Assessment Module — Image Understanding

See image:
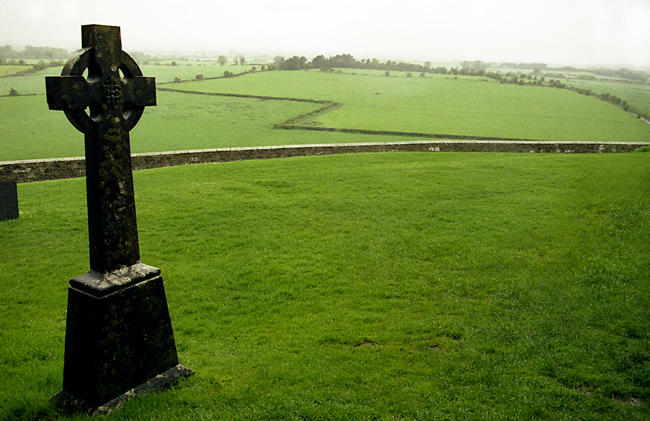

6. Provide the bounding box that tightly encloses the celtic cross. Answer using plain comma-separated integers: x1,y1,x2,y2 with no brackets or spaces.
46,25,156,273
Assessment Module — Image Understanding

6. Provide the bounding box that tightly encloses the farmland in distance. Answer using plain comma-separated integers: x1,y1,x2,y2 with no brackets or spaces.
0,64,649,161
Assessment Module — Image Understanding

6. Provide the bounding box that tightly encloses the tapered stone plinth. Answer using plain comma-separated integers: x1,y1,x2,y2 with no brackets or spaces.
51,264,193,414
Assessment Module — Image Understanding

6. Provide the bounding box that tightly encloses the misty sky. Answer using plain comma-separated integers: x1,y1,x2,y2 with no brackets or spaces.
1,0,649,68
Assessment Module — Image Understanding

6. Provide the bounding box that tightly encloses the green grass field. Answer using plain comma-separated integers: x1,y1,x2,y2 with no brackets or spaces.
1,66,649,161
0,66,33,78
1,152,649,420
175,70,650,142
565,79,650,118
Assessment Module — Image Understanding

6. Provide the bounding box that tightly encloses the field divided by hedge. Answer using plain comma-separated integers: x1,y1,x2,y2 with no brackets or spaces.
172,70,650,142
1,67,649,161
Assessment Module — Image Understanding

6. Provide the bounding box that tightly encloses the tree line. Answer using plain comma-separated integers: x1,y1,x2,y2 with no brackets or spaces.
270,54,451,74
266,54,648,121
0,45,69,61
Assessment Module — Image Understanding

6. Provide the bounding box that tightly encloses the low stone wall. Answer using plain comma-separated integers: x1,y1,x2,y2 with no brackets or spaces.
1,140,647,183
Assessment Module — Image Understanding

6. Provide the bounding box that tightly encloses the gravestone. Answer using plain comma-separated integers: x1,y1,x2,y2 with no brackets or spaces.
46,25,192,414
0,181,19,221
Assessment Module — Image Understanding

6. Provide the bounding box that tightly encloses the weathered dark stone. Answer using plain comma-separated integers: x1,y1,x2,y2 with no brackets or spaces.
62,273,180,407
0,181,19,221
52,365,193,415
46,24,155,273
46,24,190,413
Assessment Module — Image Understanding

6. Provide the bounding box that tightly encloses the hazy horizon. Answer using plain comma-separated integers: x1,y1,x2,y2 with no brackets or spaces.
2,0,650,69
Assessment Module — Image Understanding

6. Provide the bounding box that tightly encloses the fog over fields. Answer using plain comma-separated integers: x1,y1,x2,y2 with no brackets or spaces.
1,0,649,68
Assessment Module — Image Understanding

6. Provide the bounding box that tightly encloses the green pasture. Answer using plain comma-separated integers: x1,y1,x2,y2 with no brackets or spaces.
0,66,33,78
142,64,256,84
1,67,649,161
0,67,61,95
1,152,649,420
0,90,410,161
565,79,650,118
167,70,650,142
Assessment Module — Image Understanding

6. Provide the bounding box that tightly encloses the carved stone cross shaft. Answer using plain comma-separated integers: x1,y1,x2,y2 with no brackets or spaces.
46,25,191,413
46,25,156,273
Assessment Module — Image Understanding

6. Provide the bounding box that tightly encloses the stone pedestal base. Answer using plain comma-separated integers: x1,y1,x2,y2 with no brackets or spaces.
52,263,192,413
52,364,193,415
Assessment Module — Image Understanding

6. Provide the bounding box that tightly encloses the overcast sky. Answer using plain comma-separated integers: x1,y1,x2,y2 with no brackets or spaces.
2,0,649,68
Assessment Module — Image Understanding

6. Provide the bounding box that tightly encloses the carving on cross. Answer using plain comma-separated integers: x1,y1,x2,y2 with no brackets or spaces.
46,25,156,133
46,25,156,274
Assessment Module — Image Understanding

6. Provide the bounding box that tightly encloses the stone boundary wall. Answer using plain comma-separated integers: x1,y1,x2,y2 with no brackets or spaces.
1,140,647,183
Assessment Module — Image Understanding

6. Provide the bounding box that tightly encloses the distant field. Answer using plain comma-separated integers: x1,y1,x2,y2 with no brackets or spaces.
0,66,33,78
0,66,649,161
565,79,650,118
142,64,256,84
174,70,650,142
0,88,413,161
0,66,60,95
0,68,413,161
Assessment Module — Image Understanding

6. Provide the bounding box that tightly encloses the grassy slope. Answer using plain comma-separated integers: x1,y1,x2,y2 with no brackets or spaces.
167,71,650,142
0,66,33,78
565,79,650,117
1,152,649,420
2,68,649,161
0,69,416,161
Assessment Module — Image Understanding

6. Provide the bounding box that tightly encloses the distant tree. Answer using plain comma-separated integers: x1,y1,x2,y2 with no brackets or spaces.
406,72,412,78
424,61,432,71
329,54,358,68
195,74,204,81
385,71,390,77
23,45,68,59
461,60,488,75
223,71,233,77
273,56,285,70
129,51,147,62
310,55,327,69
217,55,227,66
280,56,307,70
9,87,18,96
173,77,181,83
240,57,246,66
0,45,17,60
420,72,426,78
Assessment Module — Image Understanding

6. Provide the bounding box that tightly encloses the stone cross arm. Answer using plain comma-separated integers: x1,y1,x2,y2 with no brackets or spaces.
46,73,155,120
45,25,157,273
46,25,156,134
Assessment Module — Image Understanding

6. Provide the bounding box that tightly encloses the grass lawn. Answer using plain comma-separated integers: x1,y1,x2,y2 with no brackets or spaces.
0,66,34,78
141,64,256,84
176,71,650,142
2,68,649,161
1,152,649,420
564,79,650,119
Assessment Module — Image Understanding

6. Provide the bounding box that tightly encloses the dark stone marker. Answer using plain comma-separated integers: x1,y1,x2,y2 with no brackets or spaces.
46,25,192,414
0,181,19,221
